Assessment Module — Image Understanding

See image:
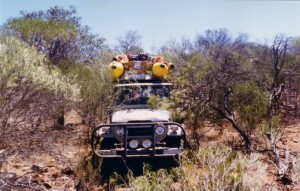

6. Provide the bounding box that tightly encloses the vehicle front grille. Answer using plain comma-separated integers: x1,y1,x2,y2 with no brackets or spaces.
127,121,153,137
128,127,153,136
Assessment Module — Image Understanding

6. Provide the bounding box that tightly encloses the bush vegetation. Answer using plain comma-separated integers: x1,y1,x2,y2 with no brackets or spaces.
0,35,80,147
66,62,113,127
1,5,300,190
113,146,268,191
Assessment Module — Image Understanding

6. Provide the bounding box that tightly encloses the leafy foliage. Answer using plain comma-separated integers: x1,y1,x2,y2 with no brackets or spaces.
8,18,77,42
0,36,80,100
4,6,108,66
159,29,299,152
66,62,113,127
232,81,268,134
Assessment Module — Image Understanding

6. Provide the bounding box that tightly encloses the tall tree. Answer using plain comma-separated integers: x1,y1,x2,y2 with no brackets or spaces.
241,35,300,183
115,30,143,54
193,29,254,150
162,29,259,150
3,6,108,67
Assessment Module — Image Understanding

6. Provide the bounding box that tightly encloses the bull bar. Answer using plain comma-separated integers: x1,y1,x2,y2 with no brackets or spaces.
91,122,187,158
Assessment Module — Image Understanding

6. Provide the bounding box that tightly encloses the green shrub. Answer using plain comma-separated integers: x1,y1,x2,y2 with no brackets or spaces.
66,62,113,126
232,81,268,134
0,35,80,101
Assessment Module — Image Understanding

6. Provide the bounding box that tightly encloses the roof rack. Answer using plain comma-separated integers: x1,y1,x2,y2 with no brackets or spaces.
114,78,169,84
109,54,175,82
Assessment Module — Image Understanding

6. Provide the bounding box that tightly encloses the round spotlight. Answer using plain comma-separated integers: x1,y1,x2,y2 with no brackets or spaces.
155,126,165,135
116,127,124,136
129,140,139,148
142,139,152,148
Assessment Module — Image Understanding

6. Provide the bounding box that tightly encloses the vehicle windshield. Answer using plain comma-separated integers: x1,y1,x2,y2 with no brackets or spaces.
114,85,172,106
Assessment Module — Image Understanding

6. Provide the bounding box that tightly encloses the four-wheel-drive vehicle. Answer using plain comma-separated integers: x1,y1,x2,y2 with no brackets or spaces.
91,54,187,176
91,82,186,158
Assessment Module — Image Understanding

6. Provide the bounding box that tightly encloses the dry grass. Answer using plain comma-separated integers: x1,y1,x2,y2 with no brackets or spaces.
113,145,269,191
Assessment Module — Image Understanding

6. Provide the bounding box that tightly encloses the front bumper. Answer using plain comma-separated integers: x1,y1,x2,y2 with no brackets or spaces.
96,147,182,158
91,122,187,158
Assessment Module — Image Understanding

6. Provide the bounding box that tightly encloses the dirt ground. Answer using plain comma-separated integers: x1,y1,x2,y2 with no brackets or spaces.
1,110,300,190
0,110,89,191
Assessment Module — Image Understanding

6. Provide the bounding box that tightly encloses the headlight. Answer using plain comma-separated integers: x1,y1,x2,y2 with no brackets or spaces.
155,126,165,135
129,140,139,148
142,139,152,148
116,127,124,136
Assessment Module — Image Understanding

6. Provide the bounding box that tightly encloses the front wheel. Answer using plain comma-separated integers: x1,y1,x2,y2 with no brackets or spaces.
146,156,180,171
100,158,128,184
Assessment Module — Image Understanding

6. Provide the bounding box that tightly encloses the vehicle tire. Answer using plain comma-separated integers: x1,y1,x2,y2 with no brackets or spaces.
164,156,180,168
100,138,116,149
164,137,183,148
100,158,128,184
100,158,112,183
147,156,180,171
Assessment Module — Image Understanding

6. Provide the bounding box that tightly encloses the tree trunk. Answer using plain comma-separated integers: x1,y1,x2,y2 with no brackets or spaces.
213,106,253,152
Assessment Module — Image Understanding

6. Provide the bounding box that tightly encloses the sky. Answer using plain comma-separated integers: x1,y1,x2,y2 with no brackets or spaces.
1,0,300,52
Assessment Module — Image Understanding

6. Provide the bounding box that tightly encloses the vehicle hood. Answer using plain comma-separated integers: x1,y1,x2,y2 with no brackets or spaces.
111,109,170,123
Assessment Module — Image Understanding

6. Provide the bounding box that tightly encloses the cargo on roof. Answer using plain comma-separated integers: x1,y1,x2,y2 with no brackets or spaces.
108,53,175,81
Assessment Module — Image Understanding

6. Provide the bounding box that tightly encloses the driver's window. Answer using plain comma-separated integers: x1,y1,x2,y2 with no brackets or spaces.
156,88,165,97
132,88,141,99
122,88,132,99
141,86,154,98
